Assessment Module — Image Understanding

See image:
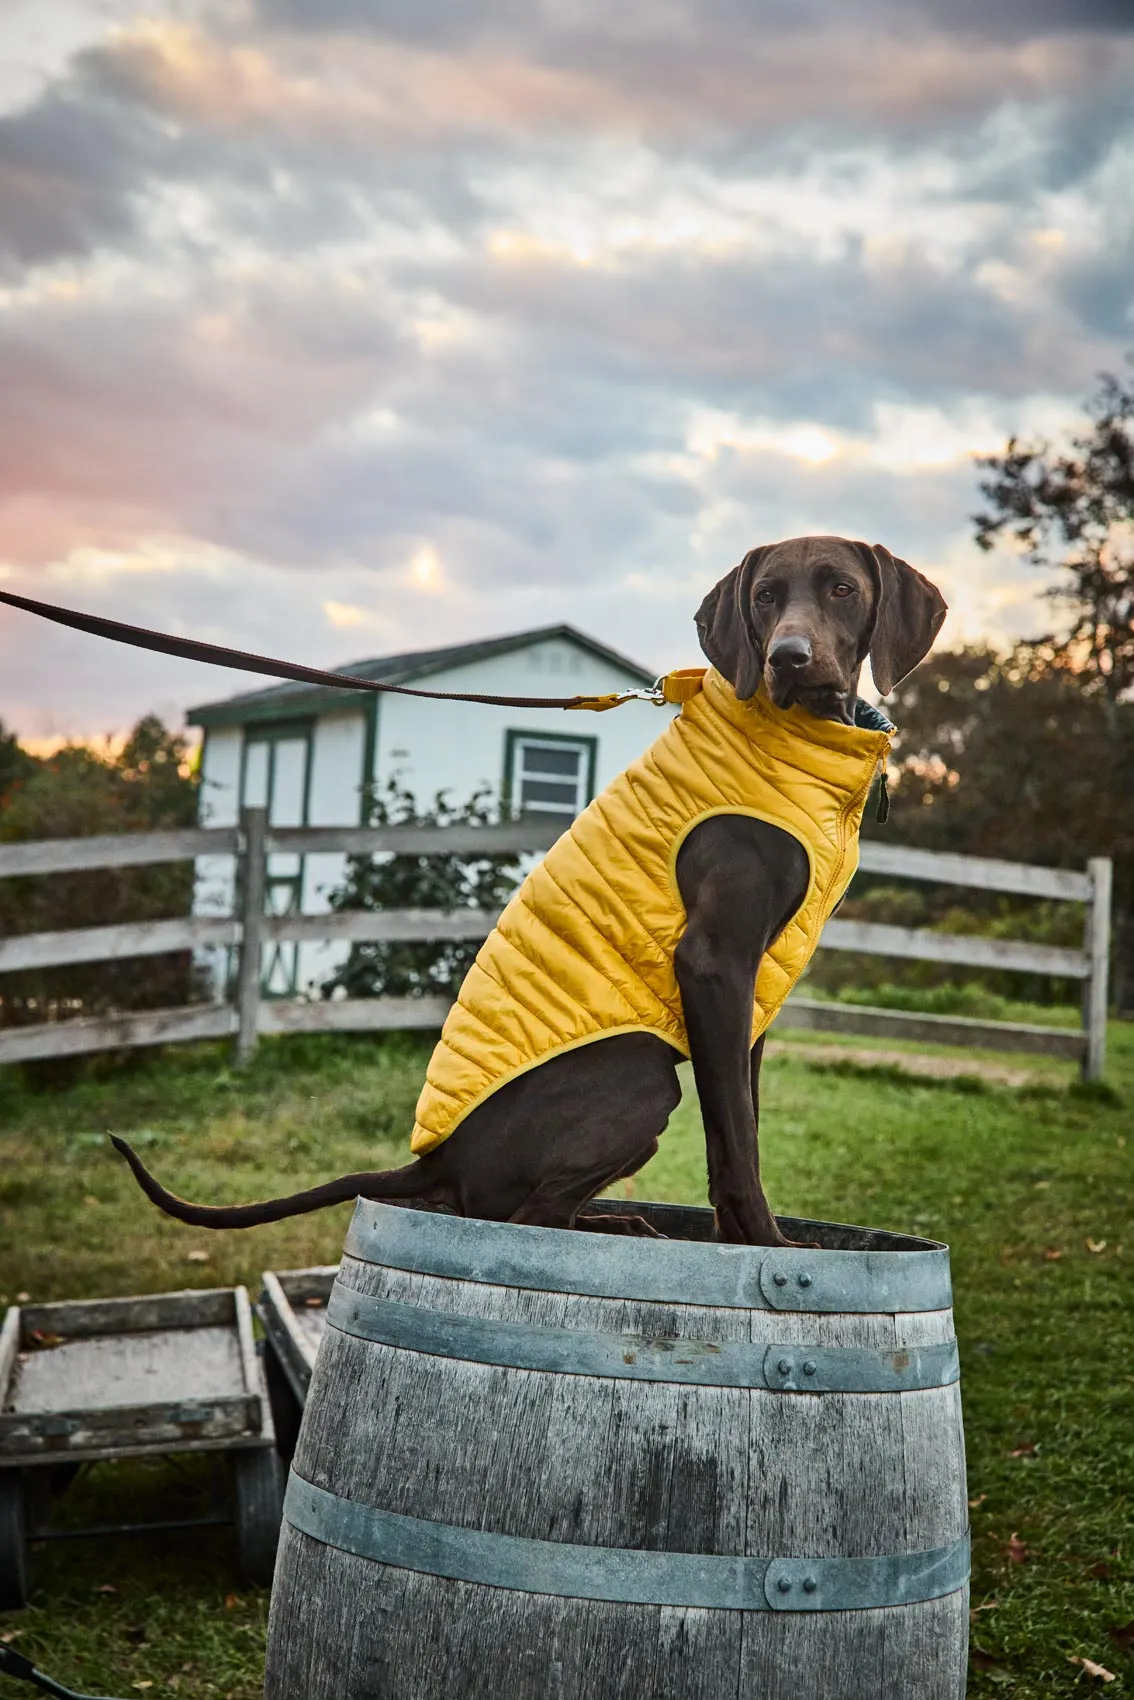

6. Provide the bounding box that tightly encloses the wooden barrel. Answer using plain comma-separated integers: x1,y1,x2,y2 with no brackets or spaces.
265,1199,968,1700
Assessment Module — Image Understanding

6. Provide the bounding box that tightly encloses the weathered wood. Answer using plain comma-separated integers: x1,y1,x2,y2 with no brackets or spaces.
0,1003,234,1065
19,1290,237,1340
0,819,1087,893
0,906,1089,978
265,1201,968,1699
264,908,500,945
0,1286,268,1468
259,997,452,1035
234,1285,262,1403
0,1308,19,1404
0,981,1088,1069
265,819,563,858
259,1270,335,1398
234,805,267,1066
822,917,1088,979
1,1387,257,1463
776,996,1087,1059
1083,857,1113,1081
273,1268,339,1311
0,914,237,974
0,826,238,879
857,840,1090,901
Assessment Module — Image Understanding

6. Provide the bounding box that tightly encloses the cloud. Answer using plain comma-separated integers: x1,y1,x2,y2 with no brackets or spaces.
0,0,1131,738
254,0,1134,48
104,15,1134,155
0,84,154,270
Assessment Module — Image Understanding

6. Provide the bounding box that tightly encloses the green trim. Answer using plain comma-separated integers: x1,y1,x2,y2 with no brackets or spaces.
360,695,380,825
502,728,598,821
300,728,314,834
237,732,251,816
244,715,316,744
191,690,374,731
196,727,210,825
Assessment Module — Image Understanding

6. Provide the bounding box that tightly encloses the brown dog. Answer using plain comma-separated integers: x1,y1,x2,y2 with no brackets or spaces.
115,536,945,1246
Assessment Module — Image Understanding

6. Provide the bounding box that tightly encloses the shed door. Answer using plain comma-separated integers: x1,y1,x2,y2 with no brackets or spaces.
242,726,311,996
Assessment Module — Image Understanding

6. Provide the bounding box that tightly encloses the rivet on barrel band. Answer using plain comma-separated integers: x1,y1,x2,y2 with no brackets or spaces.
283,1474,971,1614
345,1201,954,1314
325,1285,961,1393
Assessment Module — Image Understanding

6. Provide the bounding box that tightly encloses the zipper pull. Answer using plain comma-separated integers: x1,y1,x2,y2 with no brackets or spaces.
876,768,891,825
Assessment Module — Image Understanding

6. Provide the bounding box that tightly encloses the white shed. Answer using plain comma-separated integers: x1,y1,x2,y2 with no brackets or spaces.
190,624,672,998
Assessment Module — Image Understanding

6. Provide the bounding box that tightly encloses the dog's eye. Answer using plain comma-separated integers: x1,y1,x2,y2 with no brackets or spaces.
754,585,777,605
831,583,856,598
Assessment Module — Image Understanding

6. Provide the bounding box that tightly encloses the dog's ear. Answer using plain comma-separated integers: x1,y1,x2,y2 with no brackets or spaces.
695,547,771,701
863,544,948,696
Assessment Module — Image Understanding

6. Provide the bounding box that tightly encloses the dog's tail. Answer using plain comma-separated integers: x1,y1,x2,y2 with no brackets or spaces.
110,1135,431,1229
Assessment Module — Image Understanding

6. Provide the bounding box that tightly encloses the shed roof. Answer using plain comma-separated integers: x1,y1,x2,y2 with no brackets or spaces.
187,623,658,728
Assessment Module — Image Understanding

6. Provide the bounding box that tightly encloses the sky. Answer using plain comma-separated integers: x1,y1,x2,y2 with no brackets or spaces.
0,0,1132,743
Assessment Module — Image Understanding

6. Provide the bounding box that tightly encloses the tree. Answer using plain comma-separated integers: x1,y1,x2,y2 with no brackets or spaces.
322,780,522,1002
0,716,203,1033
869,646,1130,868
0,720,38,809
827,647,1134,1013
974,356,1134,702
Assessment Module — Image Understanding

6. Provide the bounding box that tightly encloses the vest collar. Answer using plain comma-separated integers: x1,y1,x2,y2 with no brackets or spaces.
699,668,892,779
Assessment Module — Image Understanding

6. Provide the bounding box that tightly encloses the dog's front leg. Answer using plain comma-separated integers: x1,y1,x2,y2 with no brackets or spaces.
675,913,784,1245
674,817,808,1247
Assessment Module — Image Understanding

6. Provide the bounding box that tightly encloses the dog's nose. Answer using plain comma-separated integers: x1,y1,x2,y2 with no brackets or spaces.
768,635,812,670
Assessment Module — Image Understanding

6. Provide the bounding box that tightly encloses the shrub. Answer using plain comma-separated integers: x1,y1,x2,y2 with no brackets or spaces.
321,779,522,1001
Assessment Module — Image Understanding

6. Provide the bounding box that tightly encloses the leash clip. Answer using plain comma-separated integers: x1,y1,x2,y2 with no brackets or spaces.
620,678,669,706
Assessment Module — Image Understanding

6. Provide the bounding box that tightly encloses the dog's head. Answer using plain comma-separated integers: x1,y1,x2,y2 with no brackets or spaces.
695,535,947,722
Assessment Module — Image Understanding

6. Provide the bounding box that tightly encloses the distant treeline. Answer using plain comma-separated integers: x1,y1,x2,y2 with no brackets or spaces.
813,643,1134,1013
0,717,203,1039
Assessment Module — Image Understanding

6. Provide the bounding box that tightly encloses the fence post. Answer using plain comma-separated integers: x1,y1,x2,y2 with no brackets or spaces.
234,806,268,1066
1082,856,1113,1081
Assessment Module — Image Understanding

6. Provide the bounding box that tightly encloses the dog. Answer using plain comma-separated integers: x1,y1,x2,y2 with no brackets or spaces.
115,535,946,1248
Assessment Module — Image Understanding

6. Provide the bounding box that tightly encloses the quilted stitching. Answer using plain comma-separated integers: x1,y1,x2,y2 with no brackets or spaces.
410,672,888,1154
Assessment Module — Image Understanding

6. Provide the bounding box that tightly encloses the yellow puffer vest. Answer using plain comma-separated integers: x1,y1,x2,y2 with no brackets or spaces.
410,669,890,1155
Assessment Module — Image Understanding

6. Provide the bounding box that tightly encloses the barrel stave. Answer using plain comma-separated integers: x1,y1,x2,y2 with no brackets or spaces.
293,1324,752,1555
881,1591,969,1698
268,1533,750,1700
746,1384,909,1556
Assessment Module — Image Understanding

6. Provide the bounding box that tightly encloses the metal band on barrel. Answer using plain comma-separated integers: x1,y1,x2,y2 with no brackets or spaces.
284,1475,970,1613
326,1285,959,1392
344,1201,954,1314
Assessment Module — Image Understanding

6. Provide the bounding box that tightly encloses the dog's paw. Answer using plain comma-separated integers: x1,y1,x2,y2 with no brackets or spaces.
575,1212,665,1238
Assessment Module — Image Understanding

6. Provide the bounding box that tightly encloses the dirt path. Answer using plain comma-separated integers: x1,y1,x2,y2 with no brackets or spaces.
764,1039,1037,1087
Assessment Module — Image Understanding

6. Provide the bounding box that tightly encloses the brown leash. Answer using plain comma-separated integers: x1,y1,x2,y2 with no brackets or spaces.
0,589,706,713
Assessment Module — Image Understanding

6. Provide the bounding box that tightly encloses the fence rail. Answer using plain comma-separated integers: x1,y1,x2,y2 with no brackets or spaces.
0,811,1113,1076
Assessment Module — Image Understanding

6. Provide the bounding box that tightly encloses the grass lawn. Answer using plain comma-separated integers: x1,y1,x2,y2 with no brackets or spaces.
1,1020,1132,1698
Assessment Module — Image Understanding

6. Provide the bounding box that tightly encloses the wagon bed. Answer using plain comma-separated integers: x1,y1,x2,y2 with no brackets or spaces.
0,1286,283,1607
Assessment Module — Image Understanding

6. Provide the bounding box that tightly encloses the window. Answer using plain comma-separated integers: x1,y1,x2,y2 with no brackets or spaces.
505,733,596,825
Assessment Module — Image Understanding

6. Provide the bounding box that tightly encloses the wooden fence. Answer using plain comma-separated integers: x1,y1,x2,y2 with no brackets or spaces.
0,810,1113,1078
